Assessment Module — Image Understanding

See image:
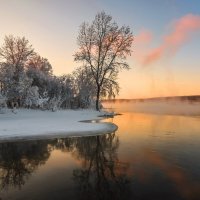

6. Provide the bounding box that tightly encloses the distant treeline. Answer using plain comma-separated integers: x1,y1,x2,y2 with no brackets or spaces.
102,95,200,103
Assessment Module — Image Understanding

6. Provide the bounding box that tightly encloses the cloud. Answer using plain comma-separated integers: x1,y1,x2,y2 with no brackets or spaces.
137,14,200,66
135,30,152,44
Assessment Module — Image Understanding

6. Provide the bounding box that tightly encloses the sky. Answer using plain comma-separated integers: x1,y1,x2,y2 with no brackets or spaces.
0,0,200,99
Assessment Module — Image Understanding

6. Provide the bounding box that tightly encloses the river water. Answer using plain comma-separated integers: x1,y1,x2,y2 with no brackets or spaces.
0,101,200,200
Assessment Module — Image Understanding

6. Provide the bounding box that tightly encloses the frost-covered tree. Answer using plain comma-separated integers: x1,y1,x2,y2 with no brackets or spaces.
0,35,34,81
0,35,35,106
26,55,70,110
0,93,7,113
0,63,15,96
26,54,53,76
74,11,133,110
46,76,62,110
0,63,32,107
26,62,51,97
58,75,75,108
26,54,54,106
73,67,96,108
11,72,32,106
25,86,40,108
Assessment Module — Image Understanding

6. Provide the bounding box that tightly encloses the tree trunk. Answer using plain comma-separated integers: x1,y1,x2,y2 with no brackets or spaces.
96,86,100,111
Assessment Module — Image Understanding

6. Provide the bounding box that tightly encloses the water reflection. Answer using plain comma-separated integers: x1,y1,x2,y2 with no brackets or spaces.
0,133,131,200
72,133,131,200
103,112,200,200
0,140,51,190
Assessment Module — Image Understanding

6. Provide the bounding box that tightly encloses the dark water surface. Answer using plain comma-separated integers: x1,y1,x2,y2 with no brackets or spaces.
1,102,200,200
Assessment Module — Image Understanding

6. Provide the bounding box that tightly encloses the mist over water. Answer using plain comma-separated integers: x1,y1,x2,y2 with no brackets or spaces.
103,99,200,116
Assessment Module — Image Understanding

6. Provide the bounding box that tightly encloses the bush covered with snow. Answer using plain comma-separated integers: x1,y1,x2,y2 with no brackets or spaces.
0,94,7,114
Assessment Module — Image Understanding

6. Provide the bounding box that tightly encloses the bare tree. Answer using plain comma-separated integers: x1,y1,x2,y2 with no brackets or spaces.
74,11,133,110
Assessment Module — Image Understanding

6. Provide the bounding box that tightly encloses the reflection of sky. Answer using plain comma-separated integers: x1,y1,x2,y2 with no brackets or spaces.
105,106,200,199
0,149,79,199
0,0,200,98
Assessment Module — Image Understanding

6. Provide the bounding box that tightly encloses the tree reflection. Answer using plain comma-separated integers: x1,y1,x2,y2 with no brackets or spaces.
71,133,132,200
0,140,52,190
0,133,131,200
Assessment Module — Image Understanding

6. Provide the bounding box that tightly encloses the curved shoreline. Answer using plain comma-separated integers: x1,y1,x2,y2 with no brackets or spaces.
0,109,118,142
0,123,118,143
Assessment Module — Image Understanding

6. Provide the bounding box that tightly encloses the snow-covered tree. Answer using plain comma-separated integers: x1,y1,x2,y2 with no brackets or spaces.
26,54,53,98
0,63,32,106
26,54,53,76
0,63,15,96
0,35,34,80
0,35,35,106
73,67,96,108
74,11,133,110
0,93,7,114
25,86,40,108
26,66,50,97
58,75,75,108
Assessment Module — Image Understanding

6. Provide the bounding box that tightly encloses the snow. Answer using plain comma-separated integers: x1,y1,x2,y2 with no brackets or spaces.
0,109,118,141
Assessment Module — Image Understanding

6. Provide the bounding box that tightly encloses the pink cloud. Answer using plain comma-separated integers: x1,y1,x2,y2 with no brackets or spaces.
135,30,152,44
141,14,200,65
142,47,164,65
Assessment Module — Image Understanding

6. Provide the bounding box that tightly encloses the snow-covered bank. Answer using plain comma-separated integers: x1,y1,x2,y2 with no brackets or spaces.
0,109,118,141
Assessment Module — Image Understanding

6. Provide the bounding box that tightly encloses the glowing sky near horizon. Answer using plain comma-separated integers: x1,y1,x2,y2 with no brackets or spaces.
0,0,200,99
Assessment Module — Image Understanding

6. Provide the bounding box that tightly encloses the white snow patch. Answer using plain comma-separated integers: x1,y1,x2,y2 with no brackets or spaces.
0,109,117,141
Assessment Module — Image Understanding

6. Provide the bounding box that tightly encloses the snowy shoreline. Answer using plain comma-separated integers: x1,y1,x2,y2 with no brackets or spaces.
0,109,118,142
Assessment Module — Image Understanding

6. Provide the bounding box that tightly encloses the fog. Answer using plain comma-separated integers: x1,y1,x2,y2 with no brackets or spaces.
102,100,200,116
